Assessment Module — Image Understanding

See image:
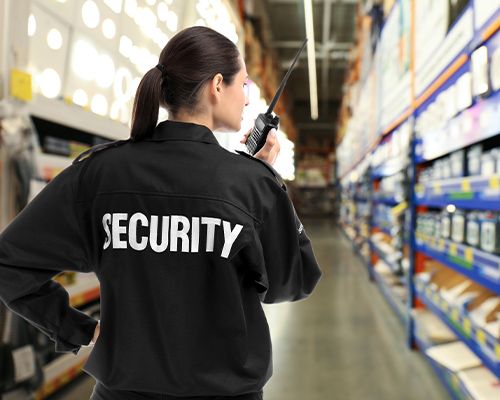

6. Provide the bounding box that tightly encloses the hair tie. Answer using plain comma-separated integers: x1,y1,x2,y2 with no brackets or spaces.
155,64,167,74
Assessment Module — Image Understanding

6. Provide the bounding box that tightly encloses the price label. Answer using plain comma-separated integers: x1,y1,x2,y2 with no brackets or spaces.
439,239,446,251
461,179,471,192
441,300,449,312
416,184,425,196
489,176,500,189
433,183,442,195
449,243,457,256
476,329,487,346
433,293,440,304
496,344,500,360
464,247,474,263
451,308,460,322
463,318,471,336
426,287,432,298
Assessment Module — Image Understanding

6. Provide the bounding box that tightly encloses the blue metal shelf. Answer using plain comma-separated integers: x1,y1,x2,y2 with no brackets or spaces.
415,174,500,211
415,238,500,295
372,267,408,324
414,337,469,400
372,221,399,237
373,197,401,206
416,284,500,379
370,240,402,274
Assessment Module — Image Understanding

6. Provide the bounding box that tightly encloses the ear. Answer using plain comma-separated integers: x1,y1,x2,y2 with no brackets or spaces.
209,73,224,97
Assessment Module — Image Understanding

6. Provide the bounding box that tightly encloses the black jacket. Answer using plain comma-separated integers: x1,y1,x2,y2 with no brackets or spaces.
0,120,322,396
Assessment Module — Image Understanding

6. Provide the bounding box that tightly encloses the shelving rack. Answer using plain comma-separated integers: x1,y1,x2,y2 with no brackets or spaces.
338,1,500,398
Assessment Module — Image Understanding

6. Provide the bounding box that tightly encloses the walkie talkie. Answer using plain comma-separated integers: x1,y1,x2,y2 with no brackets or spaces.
246,39,308,155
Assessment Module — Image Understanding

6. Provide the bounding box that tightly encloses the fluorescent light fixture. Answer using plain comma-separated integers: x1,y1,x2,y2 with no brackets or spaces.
28,14,36,37
47,28,63,50
304,0,318,120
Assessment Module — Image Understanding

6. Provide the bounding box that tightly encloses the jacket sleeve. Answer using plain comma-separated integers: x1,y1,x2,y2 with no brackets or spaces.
0,163,98,355
253,187,322,304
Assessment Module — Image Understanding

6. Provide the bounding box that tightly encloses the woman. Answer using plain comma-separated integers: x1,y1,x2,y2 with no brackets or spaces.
0,27,321,399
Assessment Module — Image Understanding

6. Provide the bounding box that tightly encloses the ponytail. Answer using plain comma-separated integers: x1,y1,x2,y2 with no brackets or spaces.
130,67,163,141
130,27,241,141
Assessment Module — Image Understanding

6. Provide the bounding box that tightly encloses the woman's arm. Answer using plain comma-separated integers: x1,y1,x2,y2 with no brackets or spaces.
0,163,98,354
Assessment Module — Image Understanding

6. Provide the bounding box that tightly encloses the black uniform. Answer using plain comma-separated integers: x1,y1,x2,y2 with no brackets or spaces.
0,120,322,398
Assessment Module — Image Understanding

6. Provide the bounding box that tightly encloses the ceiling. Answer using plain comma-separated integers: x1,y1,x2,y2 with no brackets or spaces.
244,0,358,150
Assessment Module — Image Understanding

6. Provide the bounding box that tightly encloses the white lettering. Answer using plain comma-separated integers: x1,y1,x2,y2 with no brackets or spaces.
191,217,200,253
170,215,190,252
221,221,243,258
201,217,221,252
102,213,242,259
129,213,148,251
112,213,128,249
102,213,112,249
150,216,170,253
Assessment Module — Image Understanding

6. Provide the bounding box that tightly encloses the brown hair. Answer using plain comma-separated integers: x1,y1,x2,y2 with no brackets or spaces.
130,26,241,141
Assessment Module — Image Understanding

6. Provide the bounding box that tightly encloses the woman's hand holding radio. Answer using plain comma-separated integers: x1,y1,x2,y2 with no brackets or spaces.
240,128,280,165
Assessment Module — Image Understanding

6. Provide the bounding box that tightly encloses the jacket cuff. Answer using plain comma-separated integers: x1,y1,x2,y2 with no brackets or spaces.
55,308,98,354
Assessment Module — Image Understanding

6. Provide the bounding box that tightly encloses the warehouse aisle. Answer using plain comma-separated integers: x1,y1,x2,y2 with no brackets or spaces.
262,218,448,400
49,218,449,400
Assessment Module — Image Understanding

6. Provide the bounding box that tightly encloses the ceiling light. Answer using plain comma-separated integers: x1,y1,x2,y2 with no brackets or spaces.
119,35,133,57
39,69,61,99
82,0,100,29
47,28,63,50
102,18,116,39
73,89,89,106
96,54,116,88
104,0,123,13
114,67,133,99
157,2,169,22
166,10,178,32
71,39,98,80
91,94,109,116
28,14,36,37
124,0,137,17
304,0,318,120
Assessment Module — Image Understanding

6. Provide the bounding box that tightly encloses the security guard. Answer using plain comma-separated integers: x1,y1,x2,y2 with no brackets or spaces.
0,27,321,400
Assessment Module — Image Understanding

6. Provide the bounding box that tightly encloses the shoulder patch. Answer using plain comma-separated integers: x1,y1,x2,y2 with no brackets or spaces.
72,139,131,164
236,150,287,191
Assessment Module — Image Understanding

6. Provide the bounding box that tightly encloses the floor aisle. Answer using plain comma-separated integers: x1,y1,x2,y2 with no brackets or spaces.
50,219,449,400
262,219,448,400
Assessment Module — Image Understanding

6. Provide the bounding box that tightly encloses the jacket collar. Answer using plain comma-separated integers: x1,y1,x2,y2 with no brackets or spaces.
145,120,219,145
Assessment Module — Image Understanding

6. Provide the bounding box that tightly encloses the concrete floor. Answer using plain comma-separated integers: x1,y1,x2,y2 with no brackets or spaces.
49,219,449,400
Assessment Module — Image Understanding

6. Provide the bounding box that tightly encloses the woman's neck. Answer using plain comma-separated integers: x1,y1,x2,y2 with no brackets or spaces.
170,110,214,131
